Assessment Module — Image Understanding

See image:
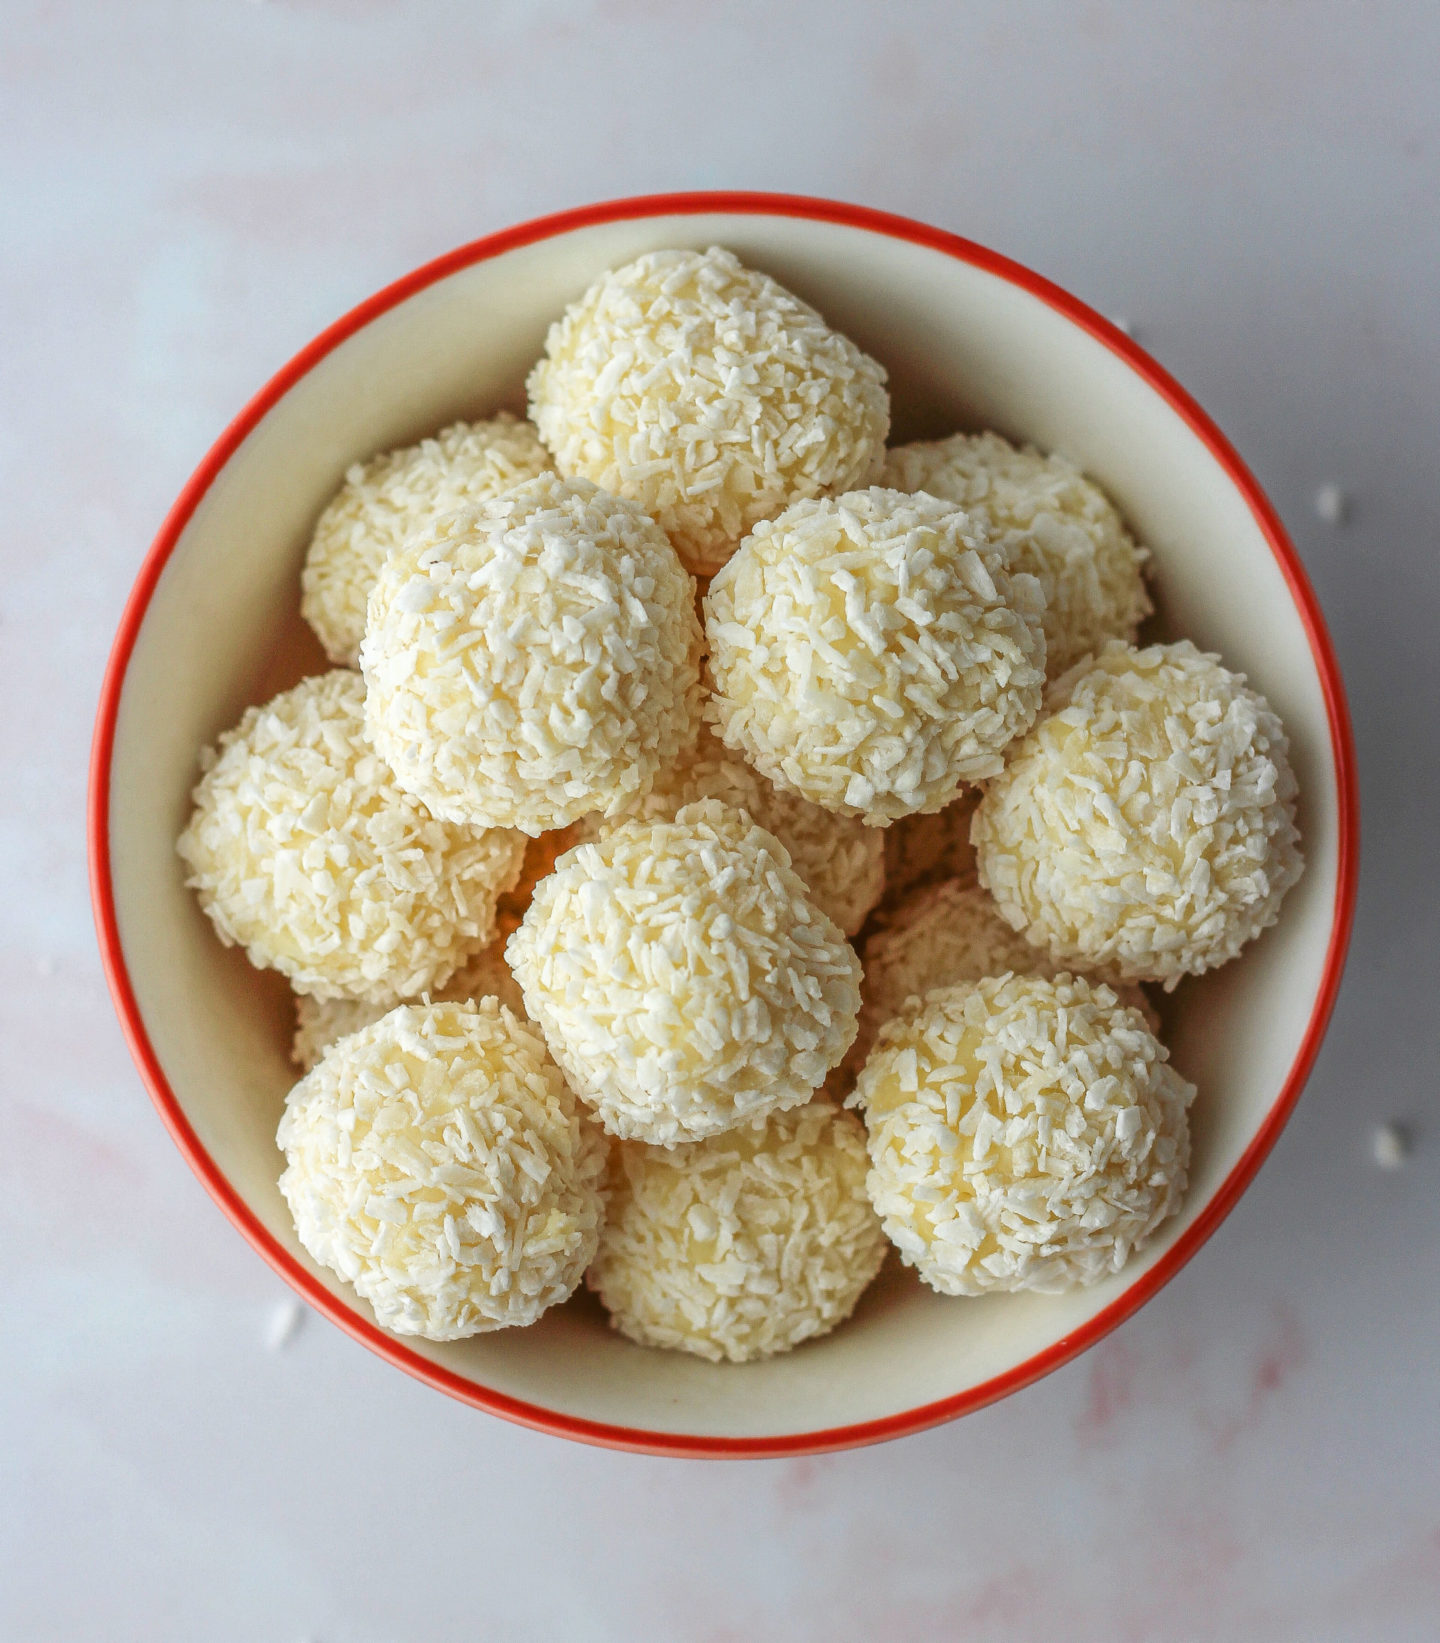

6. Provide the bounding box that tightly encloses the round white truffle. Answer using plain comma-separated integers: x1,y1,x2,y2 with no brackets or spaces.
589,1101,887,1362
973,640,1304,987
528,246,890,574
300,414,554,666
177,670,524,1003
882,431,1151,677
852,877,1155,1074
705,489,1047,823
278,1000,607,1339
576,721,885,935
856,974,1193,1295
361,473,704,835
507,799,862,1146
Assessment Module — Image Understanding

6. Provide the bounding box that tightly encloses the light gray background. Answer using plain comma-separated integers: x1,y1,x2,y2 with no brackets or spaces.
3,3,1436,1639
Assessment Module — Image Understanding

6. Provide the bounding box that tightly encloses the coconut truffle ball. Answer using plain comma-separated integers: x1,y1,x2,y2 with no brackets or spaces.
856,974,1194,1295
290,937,528,1073
974,640,1304,987
361,473,704,835
278,1001,606,1339
882,431,1151,677
576,721,885,935
881,789,980,905
300,414,554,666
528,246,890,574
508,800,862,1146
589,1101,887,1362
852,877,1155,1073
177,670,524,1003
706,489,1047,823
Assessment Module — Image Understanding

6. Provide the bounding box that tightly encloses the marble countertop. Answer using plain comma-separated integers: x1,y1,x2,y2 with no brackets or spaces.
3,3,1437,1638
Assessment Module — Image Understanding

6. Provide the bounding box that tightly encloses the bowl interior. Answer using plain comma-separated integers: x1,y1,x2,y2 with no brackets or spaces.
103,206,1345,1448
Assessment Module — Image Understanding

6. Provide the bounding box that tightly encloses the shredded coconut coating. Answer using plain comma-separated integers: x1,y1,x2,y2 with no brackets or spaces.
588,1101,887,1362
705,490,1047,822
291,994,390,1073
507,800,862,1146
574,721,884,935
177,670,525,1003
361,474,704,835
854,877,1155,1071
973,640,1304,988
528,246,890,574
278,1001,607,1339
855,974,1193,1295
881,789,980,905
881,431,1151,677
300,414,555,666
290,937,529,1073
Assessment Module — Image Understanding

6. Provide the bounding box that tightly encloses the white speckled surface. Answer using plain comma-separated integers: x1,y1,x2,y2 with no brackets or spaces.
2,3,1436,1638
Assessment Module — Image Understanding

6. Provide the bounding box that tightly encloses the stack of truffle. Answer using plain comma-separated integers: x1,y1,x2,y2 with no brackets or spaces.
179,246,1304,1362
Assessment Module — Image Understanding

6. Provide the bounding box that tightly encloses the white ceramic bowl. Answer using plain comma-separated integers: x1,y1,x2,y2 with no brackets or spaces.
91,193,1357,1456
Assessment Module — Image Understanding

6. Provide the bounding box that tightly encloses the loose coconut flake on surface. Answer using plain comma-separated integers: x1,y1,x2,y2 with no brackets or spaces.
882,431,1150,677
508,799,862,1146
177,669,524,1003
528,246,890,574
589,1101,887,1362
706,489,1047,823
973,640,1304,987
300,414,555,666
278,1000,607,1340
855,974,1194,1295
362,473,703,836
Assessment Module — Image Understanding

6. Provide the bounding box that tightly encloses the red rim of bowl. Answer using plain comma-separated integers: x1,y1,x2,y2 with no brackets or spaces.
88,190,1359,1459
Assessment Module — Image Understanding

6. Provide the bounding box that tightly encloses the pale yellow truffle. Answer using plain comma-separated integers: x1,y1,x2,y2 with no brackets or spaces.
290,937,527,1073
177,670,524,1003
361,474,704,835
528,246,890,574
300,414,554,666
575,721,885,935
277,1001,607,1340
507,800,862,1146
855,974,1193,1295
882,431,1151,677
589,1101,887,1362
974,640,1304,987
852,877,1156,1074
705,489,1047,823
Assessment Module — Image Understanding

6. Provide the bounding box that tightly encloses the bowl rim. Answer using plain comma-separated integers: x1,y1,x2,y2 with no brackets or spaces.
88,189,1359,1458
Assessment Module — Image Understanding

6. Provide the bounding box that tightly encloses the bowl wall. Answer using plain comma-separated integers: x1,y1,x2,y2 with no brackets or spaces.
94,197,1354,1454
